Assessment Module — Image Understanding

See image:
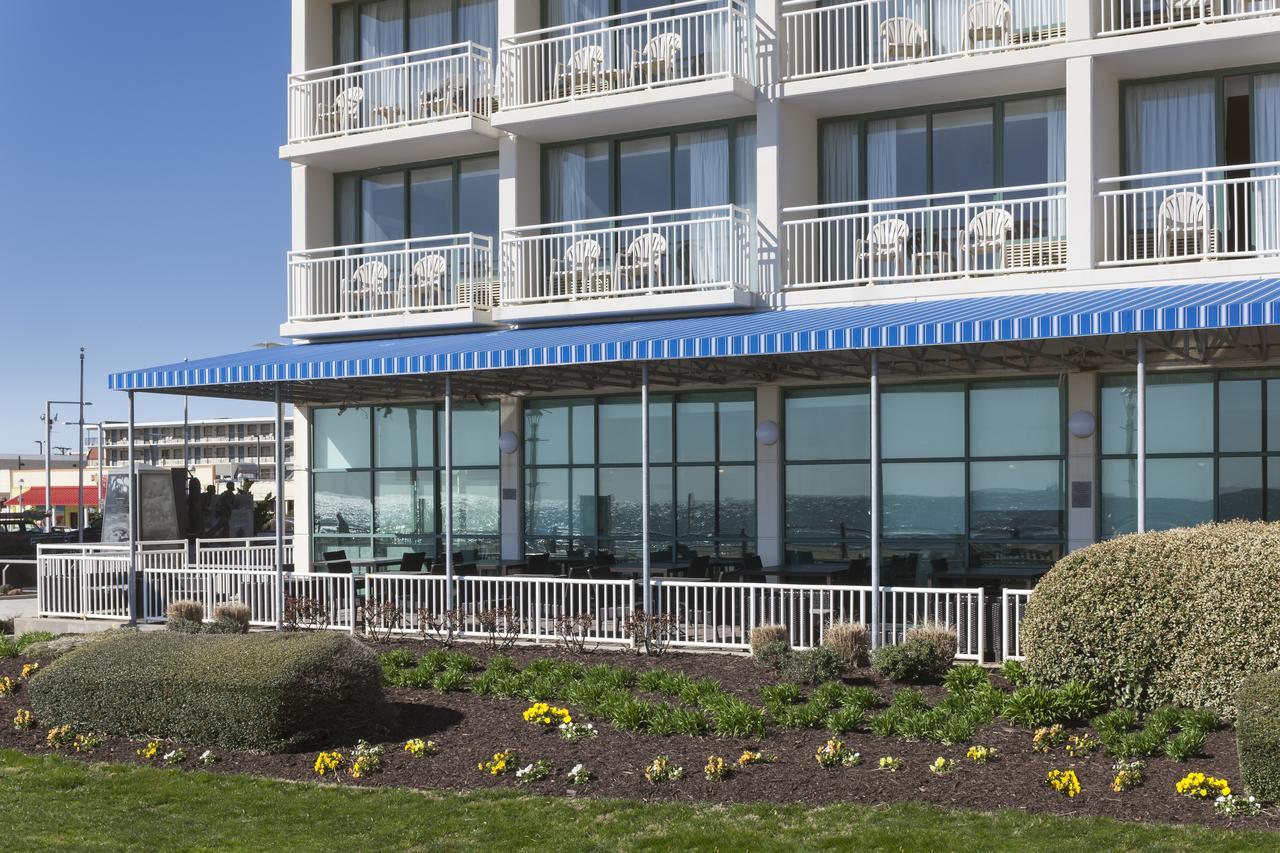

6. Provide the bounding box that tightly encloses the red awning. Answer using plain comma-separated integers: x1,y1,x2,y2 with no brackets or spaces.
5,486,102,507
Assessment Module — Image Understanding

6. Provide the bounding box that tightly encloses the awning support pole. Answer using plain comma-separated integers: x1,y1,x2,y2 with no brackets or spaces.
126,391,137,627
641,363,651,616
444,376,455,610
870,352,881,649
274,386,286,630
1137,337,1147,533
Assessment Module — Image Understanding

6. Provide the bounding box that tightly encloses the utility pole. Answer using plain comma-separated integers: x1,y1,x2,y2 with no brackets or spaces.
42,404,54,531
78,348,86,542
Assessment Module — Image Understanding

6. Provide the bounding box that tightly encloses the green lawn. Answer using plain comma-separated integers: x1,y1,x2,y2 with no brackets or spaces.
1,750,1276,852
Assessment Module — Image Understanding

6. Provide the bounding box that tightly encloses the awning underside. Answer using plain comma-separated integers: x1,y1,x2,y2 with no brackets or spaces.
109,278,1280,403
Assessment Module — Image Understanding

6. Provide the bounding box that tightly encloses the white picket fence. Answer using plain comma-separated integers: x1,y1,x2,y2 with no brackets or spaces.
194,537,295,571
36,543,1030,661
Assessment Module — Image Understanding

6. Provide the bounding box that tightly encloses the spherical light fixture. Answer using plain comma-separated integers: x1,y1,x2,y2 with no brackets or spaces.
1067,410,1096,439
755,420,780,446
499,431,519,455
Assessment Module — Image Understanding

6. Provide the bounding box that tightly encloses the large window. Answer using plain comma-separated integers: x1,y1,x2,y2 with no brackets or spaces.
1100,370,1280,537
335,156,498,244
312,403,499,560
820,94,1066,203
784,379,1065,583
334,0,497,63
543,120,756,222
524,391,755,562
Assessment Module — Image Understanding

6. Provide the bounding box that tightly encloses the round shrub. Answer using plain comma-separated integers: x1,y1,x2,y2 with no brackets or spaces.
1022,521,1280,718
781,646,846,686
822,622,871,669
28,631,392,752
871,638,952,684
1237,672,1280,802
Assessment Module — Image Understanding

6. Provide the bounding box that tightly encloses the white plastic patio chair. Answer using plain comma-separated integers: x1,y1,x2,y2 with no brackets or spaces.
632,32,682,85
965,0,1012,49
616,232,668,290
551,239,603,296
555,45,605,97
404,254,448,308
341,259,389,314
879,17,929,62
858,218,911,278
419,74,468,117
317,86,364,134
1157,191,1209,259
964,208,1014,272
1166,0,1214,22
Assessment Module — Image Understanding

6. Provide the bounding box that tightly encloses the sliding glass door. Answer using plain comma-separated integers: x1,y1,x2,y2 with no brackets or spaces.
337,155,499,244
334,0,497,63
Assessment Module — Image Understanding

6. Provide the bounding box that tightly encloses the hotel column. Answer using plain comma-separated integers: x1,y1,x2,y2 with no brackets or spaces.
1136,338,1147,532
499,396,523,560
126,391,137,627
754,385,783,568
641,364,651,615
274,385,286,630
444,376,455,608
869,353,881,649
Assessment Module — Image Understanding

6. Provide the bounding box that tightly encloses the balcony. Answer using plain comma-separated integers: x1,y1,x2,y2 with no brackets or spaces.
498,205,758,322
282,235,497,339
494,1,755,140
282,43,499,169
783,183,1067,290
1098,0,1280,36
781,0,1067,81
1099,162,1280,267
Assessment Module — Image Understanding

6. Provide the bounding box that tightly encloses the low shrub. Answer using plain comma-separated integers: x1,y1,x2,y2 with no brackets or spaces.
166,600,204,624
212,603,252,634
1237,672,1280,802
822,622,871,669
1164,728,1207,761
1053,680,1106,723
904,624,957,663
1000,658,1028,687
752,640,791,673
943,664,990,695
871,639,951,684
1003,686,1061,727
28,631,391,752
781,647,846,686
1022,521,1280,718
0,636,17,659
750,625,788,657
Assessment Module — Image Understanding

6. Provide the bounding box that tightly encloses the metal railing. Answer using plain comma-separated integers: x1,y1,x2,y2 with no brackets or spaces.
784,182,1067,288
1099,161,1280,266
502,205,754,306
1001,587,1032,661
499,0,754,109
195,537,295,572
36,544,132,621
781,0,1067,80
1098,0,1280,37
287,42,494,144
288,235,497,323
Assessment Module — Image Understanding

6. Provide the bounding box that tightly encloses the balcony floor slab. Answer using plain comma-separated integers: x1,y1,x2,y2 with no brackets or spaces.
491,77,757,143
280,116,499,170
280,308,498,341
495,287,759,324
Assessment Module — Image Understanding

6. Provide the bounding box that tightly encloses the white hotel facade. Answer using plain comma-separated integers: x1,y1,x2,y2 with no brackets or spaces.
111,0,1280,596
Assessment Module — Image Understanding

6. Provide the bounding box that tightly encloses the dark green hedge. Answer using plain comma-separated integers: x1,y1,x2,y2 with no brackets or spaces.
1238,673,1280,801
28,632,391,752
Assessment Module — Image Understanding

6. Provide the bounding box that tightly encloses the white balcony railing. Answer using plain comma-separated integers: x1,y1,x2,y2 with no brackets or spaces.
499,0,754,110
501,205,754,306
1099,162,1280,266
1098,0,1280,37
781,0,1067,80
287,234,496,323
784,182,1067,289
287,43,494,144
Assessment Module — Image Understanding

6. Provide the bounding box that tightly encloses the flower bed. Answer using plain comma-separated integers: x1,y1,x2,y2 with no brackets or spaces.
0,641,1275,830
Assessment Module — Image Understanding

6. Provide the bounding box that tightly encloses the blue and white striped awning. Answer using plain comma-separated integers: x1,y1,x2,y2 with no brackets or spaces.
109,278,1280,393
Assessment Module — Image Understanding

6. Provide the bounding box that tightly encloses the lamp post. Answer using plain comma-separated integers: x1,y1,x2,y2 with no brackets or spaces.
43,400,92,532
18,478,25,516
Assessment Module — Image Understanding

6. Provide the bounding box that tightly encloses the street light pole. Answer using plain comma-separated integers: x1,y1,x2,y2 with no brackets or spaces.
44,403,53,532
78,348,86,542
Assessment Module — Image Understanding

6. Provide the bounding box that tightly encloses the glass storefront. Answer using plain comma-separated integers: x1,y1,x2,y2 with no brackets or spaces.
1100,370,1280,536
523,391,755,563
784,379,1065,583
311,403,499,560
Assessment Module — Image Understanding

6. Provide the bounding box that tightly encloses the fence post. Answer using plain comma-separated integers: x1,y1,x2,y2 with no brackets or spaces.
976,590,986,664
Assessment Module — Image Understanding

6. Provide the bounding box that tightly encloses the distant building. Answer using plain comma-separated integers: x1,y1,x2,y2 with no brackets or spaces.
0,454,92,528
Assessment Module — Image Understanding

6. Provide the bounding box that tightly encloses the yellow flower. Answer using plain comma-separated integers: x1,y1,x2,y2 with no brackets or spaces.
13,708,34,730
1046,769,1081,798
313,750,343,777
0,677,15,696
136,740,160,760
21,662,40,678
46,725,74,750
1175,771,1230,799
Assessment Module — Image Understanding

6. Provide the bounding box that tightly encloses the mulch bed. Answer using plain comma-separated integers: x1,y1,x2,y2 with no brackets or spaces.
1,641,1276,832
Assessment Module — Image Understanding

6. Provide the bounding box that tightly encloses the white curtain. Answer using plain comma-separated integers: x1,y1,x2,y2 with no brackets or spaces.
410,0,453,51
546,0,611,27
734,122,757,214
867,118,899,200
821,120,859,204
683,129,730,285
546,145,588,223
1124,78,1216,180
458,0,498,52
360,0,404,62
1046,94,1067,238
1254,74,1280,254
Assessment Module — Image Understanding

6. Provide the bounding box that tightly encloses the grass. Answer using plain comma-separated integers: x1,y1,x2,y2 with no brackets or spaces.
0,749,1276,852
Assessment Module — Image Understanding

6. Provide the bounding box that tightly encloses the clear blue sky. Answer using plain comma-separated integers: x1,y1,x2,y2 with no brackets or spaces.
0,1,290,455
